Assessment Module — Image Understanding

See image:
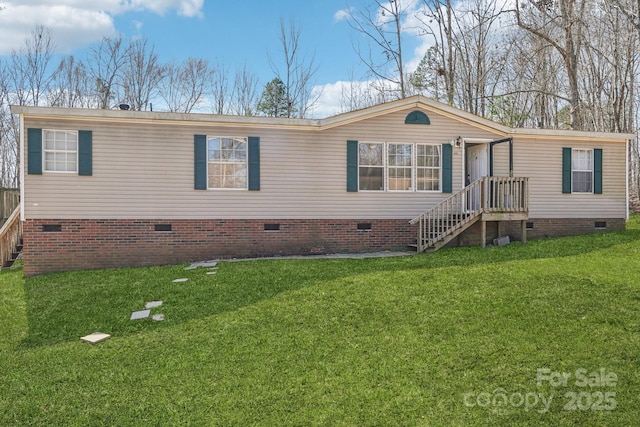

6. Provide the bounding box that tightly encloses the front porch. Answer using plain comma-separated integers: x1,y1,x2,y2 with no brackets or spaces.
410,176,529,252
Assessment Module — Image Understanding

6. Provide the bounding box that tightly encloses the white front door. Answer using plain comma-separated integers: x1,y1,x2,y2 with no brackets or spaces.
465,144,489,212
466,143,489,185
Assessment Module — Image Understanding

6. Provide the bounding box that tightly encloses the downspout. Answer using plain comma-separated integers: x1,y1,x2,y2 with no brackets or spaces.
627,138,631,220
489,137,514,177
19,113,25,222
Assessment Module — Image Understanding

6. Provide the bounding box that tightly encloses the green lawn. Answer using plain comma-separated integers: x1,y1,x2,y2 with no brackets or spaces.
2,219,640,426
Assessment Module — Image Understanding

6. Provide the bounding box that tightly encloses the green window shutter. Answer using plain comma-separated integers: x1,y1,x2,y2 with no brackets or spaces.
594,148,603,194
347,140,358,192
562,147,572,193
27,128,42,175
78,130,92,176
194,135,207,190
248,136,260,191
442,143,452,193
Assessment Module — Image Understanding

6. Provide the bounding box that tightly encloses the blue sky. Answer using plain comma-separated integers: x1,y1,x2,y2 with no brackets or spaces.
0,0,428,116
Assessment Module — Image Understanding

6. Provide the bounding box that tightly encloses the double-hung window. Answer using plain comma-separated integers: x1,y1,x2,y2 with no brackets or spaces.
388,143,413,191
208,137,247,189
358,142,385,191
416,144,441,191
43,130,77,173
357,142,442,192
572,149,593,193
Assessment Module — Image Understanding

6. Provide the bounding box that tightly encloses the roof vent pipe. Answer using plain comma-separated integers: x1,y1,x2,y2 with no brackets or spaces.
119,103,130,111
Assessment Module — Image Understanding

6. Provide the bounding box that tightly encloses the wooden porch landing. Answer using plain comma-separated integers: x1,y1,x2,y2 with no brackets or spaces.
410,176,529,252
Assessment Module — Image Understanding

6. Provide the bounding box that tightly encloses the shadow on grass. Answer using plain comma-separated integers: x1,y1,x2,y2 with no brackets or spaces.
19,226,640,348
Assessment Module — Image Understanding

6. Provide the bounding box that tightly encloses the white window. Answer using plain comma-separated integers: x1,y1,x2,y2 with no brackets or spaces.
208,137,247,189
572,149,593,193
357,142,443,192
387,143,413,191
416,144,441,191
359,142,385,191
43,130,77,172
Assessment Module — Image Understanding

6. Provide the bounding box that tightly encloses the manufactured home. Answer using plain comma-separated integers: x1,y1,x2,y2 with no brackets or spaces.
11,96,632,276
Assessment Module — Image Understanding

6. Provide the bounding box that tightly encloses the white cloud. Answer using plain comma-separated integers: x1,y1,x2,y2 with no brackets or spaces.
308,79,385,119
0,0,204,54
309,81,347,118
333,8,352,22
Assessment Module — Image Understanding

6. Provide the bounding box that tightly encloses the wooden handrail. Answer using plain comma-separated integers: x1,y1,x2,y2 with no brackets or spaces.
410,176,528,252
0,206,22,268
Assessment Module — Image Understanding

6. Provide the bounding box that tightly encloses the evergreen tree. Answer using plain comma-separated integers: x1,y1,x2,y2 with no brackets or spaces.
256,77,293,117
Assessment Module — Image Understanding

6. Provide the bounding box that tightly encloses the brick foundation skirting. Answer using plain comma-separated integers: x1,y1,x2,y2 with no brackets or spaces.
22,219,416,276
448,217,626,247
22,217,627,276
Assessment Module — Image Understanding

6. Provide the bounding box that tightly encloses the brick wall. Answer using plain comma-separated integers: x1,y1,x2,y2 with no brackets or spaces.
22,219,416,276
23,217,627,276
447,217,626,247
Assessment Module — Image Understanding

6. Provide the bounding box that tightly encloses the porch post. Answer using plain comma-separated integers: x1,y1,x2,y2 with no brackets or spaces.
521,220,527,245
481,220,487,248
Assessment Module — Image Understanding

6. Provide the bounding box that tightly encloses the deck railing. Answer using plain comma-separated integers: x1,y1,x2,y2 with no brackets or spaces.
0,206,22,268
485,176,529,213
0,188,19,227
410,176,528,252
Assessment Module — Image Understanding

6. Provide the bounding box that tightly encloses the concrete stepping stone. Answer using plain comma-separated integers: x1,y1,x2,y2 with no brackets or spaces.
206,271,217,275
201,261,218,268
145,300,163,309
81,332,111,344
172,278,188,283
131,309,150,320
152,314,165,321
186,260,218,270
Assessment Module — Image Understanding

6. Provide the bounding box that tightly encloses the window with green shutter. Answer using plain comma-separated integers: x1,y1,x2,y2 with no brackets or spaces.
563,147,602,194
27,128,43,175
195,135,260,190
441,143,453,193
346,140,358,192
29,128,93,176
562,147,572,193
248,136,260,191
78,130,92,176
348,140,450,193
194,135,207,190
594,148,602,194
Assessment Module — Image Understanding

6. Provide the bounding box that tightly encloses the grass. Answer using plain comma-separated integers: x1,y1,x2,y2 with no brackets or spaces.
1,219,640,425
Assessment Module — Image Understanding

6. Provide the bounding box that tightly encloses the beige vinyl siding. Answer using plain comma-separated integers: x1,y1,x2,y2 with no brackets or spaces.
23,107,489,220
21,105,628,221
513,137,626,218
492,142,511,176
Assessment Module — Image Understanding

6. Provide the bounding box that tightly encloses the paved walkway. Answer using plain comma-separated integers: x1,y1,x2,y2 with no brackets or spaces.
222,251,416,262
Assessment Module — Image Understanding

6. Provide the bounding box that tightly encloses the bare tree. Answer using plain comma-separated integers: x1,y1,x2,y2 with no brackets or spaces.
231,65,260,116
417,0,456,104
6,25,55,107
48,55,92,108
611,0,640,31
0,62,18,187
492,28,567,129
121,38,163,111
449,0,511,116
88,36,130,109
1,25,55,188
267,17,319,118
211,63,230,114
580,2,637,133
158,57,214,113
346,0,409,100
514,0,588,130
